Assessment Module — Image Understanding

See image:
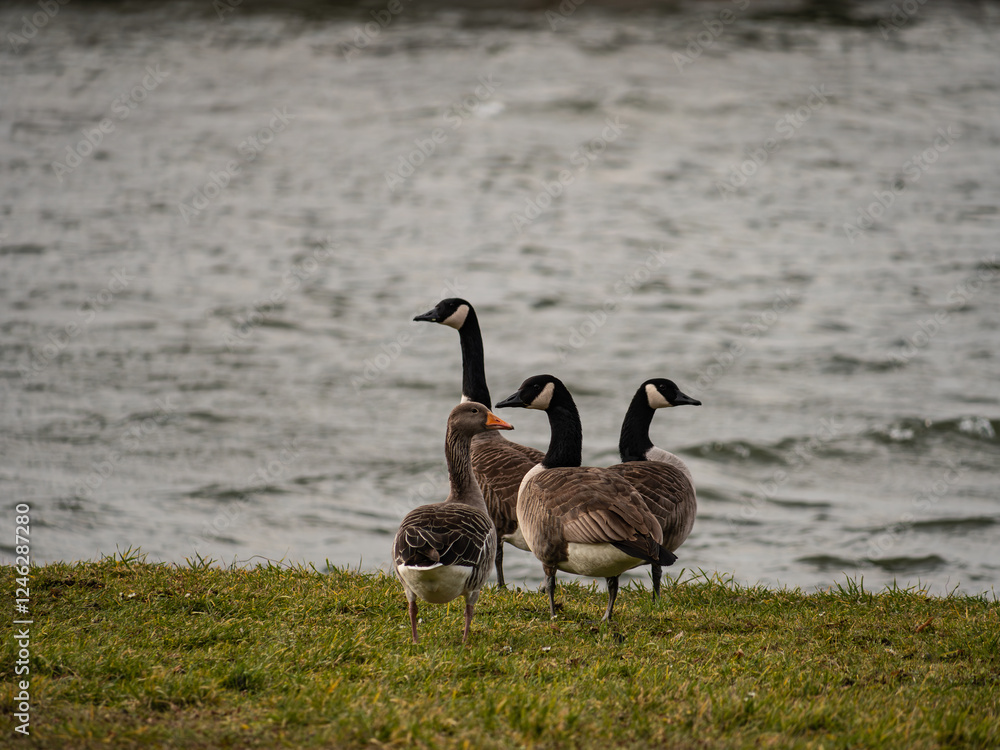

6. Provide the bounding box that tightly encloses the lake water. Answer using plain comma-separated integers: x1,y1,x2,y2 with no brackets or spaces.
2,0,998,596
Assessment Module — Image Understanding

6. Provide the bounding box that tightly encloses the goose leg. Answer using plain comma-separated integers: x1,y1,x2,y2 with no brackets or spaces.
408,600,419,644
651,563,662,601
462,591,479,644
495,544,506,588
544,566,559,618
463,601,475,644
603,576,620,622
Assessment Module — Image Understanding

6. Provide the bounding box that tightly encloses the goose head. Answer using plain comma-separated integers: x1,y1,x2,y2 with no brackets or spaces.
642,378,701,410
618,378,700,463
448,401,514,435
494,374,563,411
496,375,581,468
413,298,472,330
413,298,491,406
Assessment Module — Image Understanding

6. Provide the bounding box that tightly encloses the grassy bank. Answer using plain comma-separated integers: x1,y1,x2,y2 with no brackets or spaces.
2,554,998,749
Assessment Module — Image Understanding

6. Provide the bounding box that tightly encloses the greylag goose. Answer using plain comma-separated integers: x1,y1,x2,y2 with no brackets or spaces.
607,378,700,598
392,402,513,643
414,298,545,587
495,374,676,621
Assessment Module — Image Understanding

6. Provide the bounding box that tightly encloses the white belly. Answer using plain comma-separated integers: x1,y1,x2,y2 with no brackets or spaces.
503,527,531,551
558,543,646,578
397,563,470,604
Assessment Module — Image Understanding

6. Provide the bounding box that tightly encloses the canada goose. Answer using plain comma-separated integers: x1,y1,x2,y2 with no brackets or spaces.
608,378,701,598
495,374,676,621
413,298,545,587
392,402,514,644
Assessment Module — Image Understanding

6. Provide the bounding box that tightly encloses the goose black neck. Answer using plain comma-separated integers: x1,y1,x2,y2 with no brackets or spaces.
445,428,480,506
457,307,491,408
618,389,655,462
542,387,583,469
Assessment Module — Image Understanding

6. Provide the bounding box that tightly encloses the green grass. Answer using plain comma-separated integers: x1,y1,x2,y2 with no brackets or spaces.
2,552,998,748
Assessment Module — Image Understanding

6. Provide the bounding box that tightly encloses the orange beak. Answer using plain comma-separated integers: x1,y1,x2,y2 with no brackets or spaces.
485,411,514,431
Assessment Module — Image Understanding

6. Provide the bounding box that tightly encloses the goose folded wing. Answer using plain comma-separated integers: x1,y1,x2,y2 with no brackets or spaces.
609,463,694,517
395,507,494,569
561,498,675,567
394,525,444,567
529,469,664,545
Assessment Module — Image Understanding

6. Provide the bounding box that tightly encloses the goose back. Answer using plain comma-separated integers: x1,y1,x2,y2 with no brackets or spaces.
393,504,496,603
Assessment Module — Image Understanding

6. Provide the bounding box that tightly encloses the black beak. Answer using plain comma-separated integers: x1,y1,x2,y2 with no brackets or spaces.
672,391,701,407
413,308,439,323
495,391,526,409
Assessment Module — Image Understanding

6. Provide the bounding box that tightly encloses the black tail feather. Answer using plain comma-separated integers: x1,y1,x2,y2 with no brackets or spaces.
658,546,677,567
611,538,677,567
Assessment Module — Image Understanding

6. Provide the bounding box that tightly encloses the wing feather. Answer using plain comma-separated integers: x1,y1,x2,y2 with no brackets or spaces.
393,504,496,572
608,460,697,552
521,467,663,547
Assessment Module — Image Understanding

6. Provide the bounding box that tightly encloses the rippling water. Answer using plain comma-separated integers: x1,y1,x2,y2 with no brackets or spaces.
2,1,998,596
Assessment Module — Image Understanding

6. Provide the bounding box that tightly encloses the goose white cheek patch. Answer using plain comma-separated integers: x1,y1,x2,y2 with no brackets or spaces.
528,381,556,410
441,304,469,330
645,383,673,409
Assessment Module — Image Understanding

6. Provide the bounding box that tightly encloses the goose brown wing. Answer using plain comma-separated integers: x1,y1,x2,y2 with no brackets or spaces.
524,467,664,545
470,432,543,537
393,504,496,570
607,461,697,551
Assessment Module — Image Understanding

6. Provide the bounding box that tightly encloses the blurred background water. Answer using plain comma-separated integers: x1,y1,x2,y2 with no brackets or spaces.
2,0,998,596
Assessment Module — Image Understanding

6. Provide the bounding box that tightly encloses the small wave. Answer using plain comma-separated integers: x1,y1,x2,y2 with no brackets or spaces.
0,243,45,255
908,516,998,533
800,553,947,575
118,409,178,426
292,473,332,487
188,484,250,501
549,97,603,114
769,497,833,509
693,440,786,465
177,381,235,392
797,554,857,570
771,435,865,461
693,433,860,467
257,318,300,330
868,416,998,446
958,416,996,439
183,410,234,423
866,554,947,573
194,533,241,547
821,353,897,375
188,483,291,501
721,515,764,527
36,412,108,443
